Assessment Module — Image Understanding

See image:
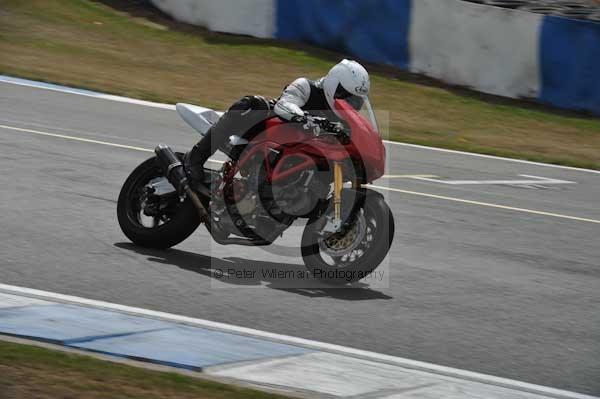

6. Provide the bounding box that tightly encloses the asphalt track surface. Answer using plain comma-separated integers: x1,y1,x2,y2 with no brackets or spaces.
1,82,599,395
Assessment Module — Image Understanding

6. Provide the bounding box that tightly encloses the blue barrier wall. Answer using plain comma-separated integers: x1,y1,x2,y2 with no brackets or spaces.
539,16,600,114
276,0,411,70
152,0,600,116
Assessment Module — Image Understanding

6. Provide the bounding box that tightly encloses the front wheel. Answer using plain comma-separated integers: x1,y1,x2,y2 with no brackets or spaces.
301,189,395,285
117,156,200,249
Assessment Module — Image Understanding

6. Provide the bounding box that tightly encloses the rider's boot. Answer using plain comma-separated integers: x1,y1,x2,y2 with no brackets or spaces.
183,128,214,197
184,95,269,196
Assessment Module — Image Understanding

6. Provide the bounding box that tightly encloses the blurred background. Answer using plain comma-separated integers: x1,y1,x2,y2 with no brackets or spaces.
1,0,598,169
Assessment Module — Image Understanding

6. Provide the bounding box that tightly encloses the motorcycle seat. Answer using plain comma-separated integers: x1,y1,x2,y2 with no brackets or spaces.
176,103,222,136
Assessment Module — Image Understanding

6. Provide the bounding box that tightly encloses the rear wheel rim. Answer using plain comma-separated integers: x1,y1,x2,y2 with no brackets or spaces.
125,166,180,230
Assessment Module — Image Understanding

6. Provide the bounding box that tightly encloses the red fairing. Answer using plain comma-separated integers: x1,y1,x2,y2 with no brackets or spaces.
250,100,385,183
333,99,385,182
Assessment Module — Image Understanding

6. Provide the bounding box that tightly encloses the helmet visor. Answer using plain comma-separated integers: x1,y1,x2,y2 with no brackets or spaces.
346,95,365,111
334,84,353,99
334,83,365,111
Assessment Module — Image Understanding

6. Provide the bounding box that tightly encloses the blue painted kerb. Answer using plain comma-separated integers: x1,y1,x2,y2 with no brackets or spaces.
0,303,311,370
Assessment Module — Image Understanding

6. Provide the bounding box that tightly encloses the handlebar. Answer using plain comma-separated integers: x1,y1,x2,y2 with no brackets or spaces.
293,114,350,142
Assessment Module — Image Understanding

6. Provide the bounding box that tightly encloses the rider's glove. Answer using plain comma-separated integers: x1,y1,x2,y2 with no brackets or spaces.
291,115,350,143
290,114,306,124
324,121,351,144
292,114,322,136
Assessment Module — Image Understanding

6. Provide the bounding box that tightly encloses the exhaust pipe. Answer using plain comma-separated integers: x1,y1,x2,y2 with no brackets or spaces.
154,144,187,191
154,144,208,222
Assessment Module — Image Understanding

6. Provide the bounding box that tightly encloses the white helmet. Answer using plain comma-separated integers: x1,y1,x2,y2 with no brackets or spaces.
322,59,370,112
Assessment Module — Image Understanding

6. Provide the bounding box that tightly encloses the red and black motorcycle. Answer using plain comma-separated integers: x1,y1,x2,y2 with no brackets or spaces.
117,98,394,284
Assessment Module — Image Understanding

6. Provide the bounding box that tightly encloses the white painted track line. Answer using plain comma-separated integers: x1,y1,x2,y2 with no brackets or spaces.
367,185,600,224
1,75,599,175
384,142,600,175
0,76,175,110
0,283,595,399
0,124,155,153
382,174,438,179
409,174,576,185
0,124,224,164
1,123,597,224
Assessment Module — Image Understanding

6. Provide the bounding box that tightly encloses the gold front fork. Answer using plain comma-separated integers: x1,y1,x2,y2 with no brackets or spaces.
333,162,343,220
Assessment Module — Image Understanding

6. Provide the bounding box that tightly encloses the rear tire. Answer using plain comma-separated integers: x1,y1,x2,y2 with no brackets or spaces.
301,189,394,285
117,157,200,249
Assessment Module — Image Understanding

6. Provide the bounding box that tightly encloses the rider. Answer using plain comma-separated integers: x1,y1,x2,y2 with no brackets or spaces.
184,59,371,191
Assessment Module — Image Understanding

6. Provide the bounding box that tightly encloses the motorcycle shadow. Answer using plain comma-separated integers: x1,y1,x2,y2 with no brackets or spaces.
115,243,392,301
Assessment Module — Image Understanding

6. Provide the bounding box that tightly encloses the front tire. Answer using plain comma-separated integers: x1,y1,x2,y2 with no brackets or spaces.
301,189,395,285
117,157,200,249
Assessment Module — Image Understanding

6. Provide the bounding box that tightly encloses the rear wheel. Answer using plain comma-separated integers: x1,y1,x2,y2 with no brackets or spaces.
301,189,394,285
117,157,200,249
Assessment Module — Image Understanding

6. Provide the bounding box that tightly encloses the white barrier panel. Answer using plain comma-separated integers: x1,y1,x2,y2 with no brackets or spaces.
409,0,542,99
151,0,275,38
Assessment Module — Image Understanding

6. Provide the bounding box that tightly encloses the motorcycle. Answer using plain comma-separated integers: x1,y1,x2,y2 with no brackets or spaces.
117,97,394,284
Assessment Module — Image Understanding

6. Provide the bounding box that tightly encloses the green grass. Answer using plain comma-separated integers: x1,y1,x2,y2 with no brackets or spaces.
0,340,292,399
1,0,599,169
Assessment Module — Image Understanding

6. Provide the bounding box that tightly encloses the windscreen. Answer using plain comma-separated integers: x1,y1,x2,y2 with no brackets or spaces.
334,97,379,135
357,97,379,134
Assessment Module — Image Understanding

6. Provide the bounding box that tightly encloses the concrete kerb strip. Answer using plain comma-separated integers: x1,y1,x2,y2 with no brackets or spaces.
0,335,316,399
0,284,596,399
